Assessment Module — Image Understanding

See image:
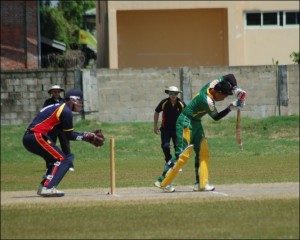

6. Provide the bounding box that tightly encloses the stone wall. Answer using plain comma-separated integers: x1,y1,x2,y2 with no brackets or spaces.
1,69,81,125
1,65,299,125
83,65,299,122
83,68,181,122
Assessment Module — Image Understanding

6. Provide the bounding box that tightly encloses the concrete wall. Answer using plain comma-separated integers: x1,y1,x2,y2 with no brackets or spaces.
83,65,299,123
1,69,81,125
83,67,181,122
1,65,299,125
286,65,300,115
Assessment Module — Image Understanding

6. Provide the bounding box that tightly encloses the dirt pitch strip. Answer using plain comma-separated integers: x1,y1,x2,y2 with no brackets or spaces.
1,182,299,206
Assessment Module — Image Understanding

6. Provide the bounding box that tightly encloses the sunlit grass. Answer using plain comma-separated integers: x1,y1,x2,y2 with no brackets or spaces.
1,116,299,190
2,199,299,239
1,116,299,239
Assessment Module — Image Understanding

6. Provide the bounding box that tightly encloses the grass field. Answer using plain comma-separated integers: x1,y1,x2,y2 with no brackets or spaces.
1,115,299,239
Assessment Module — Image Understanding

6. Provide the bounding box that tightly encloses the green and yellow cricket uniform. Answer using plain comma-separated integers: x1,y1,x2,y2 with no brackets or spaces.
158,77,231,184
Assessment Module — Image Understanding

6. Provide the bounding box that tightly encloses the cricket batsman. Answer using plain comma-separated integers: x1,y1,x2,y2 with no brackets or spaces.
155,74,246,192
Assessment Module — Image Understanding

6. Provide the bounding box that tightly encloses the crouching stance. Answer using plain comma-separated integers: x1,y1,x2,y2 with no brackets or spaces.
23,89,105,197
155,74,246,192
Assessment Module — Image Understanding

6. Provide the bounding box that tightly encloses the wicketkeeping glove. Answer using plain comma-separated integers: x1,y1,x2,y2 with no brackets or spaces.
94,129,105,146
82,129,105,147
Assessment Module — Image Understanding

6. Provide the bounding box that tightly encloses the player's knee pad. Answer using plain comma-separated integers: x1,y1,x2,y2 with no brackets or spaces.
44,154,74,188
162,142,171,150
161,144,194,187
199,138,210,188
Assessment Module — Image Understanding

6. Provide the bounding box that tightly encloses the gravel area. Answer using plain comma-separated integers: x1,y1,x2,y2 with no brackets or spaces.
1,182,298,206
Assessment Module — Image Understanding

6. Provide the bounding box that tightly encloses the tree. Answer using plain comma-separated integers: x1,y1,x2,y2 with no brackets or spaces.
40,6,74,49
40,0,96,68
290,52,300,64
57,0,95,29
40,0,52,8
40,0,95,49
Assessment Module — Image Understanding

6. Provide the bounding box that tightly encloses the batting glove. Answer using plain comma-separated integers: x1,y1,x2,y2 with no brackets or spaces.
233,88,247,101
229,99,245,111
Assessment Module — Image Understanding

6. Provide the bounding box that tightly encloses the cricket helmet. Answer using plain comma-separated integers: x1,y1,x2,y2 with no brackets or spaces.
65,88,83,102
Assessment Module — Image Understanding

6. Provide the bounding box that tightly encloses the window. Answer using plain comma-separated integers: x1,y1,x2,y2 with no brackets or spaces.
279,12,283,26
246,13,261,26
263,12,277,25
245,11,300,28
286,12,299,25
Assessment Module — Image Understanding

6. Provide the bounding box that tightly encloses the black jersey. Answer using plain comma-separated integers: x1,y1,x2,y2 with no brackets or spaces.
43,96,64,107
155,98,186,130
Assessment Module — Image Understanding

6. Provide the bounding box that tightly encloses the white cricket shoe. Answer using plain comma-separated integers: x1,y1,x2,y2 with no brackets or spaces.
193,183,215,191
40,187,65,197
164,185,175,193
154,180,175,193
69,164,75,171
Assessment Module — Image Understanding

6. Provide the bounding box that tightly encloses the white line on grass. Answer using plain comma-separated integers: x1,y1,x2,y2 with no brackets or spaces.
212,191,229,196
187,186,229,196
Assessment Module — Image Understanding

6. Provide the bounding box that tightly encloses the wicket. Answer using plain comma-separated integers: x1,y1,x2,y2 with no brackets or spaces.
110,138,116,194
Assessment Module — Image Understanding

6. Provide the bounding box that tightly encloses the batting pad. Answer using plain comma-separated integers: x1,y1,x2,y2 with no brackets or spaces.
161,144,194,187
199,138,210,189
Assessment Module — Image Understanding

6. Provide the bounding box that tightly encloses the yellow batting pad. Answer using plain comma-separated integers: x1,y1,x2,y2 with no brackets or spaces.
199,138,210,189
161,144,194,187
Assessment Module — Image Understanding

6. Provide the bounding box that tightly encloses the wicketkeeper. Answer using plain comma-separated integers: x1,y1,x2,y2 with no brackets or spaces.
154,74,246,192
22,88,105,197
43,85,74,171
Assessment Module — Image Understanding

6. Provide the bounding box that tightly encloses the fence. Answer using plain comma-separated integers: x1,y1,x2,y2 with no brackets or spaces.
1,65,299,125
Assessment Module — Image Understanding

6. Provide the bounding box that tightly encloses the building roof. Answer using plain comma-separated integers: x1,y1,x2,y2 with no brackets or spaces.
41,36,66,51
85,8,96,16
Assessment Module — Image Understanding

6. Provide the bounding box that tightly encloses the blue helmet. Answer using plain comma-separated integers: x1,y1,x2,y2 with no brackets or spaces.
65,88,83,100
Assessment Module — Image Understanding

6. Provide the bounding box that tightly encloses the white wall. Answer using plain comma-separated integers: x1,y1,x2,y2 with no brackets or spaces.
97,1,299,68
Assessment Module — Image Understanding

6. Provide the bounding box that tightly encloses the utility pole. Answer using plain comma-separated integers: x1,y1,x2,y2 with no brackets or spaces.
97,0,109,68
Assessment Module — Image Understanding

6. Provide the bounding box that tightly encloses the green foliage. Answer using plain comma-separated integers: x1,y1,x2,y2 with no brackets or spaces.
40,0,51,8
290,51,300,64
40,0,95,49
57,0,95,28
40,6,75,49
272,57,279,65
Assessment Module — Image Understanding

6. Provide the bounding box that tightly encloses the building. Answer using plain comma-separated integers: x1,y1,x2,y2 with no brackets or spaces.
1,1,39,70
96,1,299,69
83,8,96,36
0,1,65,70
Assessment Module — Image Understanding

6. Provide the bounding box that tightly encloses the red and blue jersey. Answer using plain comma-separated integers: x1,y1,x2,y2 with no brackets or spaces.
27,102,81,140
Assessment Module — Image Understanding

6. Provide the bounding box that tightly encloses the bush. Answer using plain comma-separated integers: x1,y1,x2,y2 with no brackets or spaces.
290,51,299,64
